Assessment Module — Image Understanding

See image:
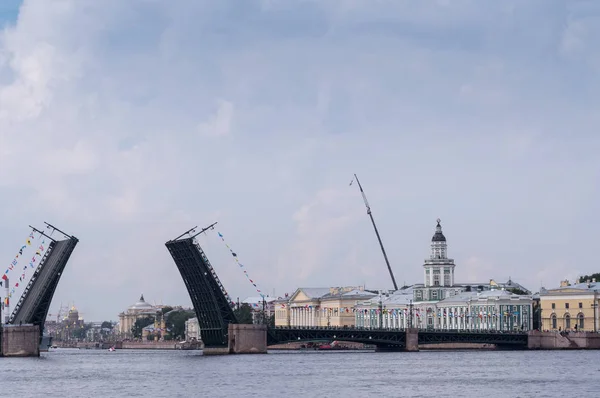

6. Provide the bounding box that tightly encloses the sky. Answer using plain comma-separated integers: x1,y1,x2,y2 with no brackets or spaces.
1,0,599,321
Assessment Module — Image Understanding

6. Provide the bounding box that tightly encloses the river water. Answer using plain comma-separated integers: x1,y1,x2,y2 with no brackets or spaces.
1,349,598,397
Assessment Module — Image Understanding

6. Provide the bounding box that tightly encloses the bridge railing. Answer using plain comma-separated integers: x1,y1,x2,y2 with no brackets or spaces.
193,240,234,308
8,243,55,323
272,326,527,334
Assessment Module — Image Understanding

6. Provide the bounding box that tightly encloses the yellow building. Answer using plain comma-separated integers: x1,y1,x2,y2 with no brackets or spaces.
274,287,377,327
539,280,600,332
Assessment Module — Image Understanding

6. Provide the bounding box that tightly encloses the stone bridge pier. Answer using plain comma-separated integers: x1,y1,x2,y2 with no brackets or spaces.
203,324,267,355
0,325,40,357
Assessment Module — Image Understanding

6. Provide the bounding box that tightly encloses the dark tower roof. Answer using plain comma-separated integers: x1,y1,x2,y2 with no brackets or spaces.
432,218,446,242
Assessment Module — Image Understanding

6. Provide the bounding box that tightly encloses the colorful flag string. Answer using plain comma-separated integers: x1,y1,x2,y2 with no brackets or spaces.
2,231,48,304
217,231,266,299
3,231,35,283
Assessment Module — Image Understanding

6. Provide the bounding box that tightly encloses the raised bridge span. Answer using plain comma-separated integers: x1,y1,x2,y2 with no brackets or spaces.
1,224,78,356
8,225,78,331
166,224,529,351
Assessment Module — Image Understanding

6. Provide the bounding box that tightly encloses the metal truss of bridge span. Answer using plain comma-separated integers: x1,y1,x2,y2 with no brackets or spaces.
267,327,407,348
9,224,78,334
268,327,528,348
165,224,238,348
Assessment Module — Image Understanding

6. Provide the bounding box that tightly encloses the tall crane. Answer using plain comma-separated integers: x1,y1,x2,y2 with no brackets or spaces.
351,174,398,291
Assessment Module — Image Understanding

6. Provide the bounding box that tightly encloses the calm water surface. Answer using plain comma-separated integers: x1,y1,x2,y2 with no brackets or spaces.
1,349,599,397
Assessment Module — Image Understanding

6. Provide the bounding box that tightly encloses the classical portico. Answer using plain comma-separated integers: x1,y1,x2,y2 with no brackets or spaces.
117,294,159,337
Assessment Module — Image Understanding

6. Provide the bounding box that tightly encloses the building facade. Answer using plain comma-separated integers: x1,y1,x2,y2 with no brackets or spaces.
414,219,457,302
185,317,200,341
117,294,160,337
274,287,377,327
275,219,533,330
354,288,533,331
539,280,600,332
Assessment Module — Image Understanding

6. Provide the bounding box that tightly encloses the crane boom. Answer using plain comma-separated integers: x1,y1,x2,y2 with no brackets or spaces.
353,174,398,291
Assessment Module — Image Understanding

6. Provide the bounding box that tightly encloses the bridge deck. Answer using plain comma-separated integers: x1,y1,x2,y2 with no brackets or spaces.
9,237,78,330
268,327,528,348
166,237,237,348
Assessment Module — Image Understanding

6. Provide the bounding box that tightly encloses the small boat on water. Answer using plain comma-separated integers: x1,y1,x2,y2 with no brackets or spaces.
108,346,116,352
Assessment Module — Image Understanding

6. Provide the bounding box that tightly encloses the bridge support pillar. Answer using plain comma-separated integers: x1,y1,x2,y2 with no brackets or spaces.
228,324,267,354
1,325,40,357
405,328,419,352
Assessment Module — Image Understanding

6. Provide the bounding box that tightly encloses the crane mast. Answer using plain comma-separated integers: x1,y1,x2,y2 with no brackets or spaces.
353,174,398,291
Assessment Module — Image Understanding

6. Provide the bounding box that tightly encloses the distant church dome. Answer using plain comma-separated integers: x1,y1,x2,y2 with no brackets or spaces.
129,294,154,311
431,219,446,242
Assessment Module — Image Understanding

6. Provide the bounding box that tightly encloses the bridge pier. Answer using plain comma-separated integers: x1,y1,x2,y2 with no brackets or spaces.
373,328,419,352
228,324,267,354
405,328,419,352
0,325,40,357
204,324,267,355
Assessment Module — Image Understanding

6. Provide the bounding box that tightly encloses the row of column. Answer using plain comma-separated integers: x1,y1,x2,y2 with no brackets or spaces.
354,304,532,331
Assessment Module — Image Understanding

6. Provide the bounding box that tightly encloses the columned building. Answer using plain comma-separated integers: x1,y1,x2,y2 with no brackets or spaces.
355,288,533,331
274,287,377,327
414,219,458,302
118,294,160,338
355,219,533,331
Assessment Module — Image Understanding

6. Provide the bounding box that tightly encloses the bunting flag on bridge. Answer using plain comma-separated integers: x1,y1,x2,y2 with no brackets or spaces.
3,231,35,280
217,231,266,299
2,231,48,300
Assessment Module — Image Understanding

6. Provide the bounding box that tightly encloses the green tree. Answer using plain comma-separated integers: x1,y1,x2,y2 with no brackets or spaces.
579,273,600,283
167,310,195,340
161,306,174,315
507,288,529,295
101,321,113,329
131,316,154,339
234,303,253,324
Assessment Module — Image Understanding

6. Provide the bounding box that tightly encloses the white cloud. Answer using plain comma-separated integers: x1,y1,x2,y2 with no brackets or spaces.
198,99,234,137
0,0,599,320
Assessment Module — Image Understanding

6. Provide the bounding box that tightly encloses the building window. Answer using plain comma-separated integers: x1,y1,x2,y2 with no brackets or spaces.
579,302,583,309
565,303,569,309
565,314,571,330
444,274,450,286
551,315,557,329
552,303,555,310
433,272,440,286
578,313,584,330
432,291,438,300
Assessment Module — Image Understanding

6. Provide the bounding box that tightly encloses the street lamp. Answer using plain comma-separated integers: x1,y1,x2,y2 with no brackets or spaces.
378,292,383,329
592,291,598,333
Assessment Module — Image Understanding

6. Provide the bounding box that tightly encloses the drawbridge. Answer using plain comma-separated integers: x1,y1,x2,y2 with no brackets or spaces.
165,223,237,348
7,223,78,333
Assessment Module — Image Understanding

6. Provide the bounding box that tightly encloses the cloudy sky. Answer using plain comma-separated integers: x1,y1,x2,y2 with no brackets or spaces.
1,0,599,321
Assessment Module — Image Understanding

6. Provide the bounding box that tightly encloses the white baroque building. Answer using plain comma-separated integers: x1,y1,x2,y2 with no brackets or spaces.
354,219,534,331
413,219,458,302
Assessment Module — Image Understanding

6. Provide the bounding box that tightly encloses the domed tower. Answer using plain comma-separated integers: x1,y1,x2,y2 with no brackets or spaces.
423,219,455,288
68,306,79,325
430,219,447,259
